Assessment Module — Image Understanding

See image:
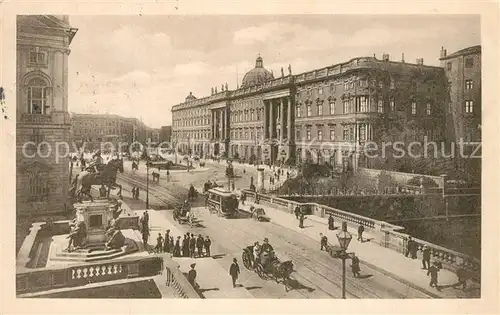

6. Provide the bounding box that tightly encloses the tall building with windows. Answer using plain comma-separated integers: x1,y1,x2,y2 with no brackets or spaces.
16,15,77,216
440,45,481,144
172,53,449,169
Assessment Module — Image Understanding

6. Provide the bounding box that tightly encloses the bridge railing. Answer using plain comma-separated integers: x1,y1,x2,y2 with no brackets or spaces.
163,259,200,298
242,189,481,283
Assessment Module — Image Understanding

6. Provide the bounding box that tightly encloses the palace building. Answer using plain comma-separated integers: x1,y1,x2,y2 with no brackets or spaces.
16,15,77,216
171,52,450,169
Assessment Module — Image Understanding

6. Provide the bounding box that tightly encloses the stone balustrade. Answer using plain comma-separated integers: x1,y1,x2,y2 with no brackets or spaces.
242,189,481,283
163,259,200,298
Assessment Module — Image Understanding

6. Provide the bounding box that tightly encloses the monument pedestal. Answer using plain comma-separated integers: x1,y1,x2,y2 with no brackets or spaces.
74,200,115,245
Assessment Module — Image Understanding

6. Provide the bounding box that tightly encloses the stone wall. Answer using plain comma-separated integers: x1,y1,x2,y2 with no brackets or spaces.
358,167,444,187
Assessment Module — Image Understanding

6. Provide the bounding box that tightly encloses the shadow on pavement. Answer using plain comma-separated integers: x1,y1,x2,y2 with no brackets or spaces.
285,278,315,292
245,286,262,291
211,254,226,260
357,274,373,279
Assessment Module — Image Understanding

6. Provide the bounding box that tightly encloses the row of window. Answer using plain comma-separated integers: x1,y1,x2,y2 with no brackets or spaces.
297,78,395,99
295,125,369,142
231,108,262,123
446,57,475,71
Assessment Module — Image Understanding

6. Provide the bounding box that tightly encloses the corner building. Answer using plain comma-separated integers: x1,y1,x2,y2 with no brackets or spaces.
16,15,77,216
172,53,448,169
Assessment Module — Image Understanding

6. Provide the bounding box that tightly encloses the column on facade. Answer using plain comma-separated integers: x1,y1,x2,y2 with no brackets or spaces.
221,109,225,140
279,98,285,141
263,101,269,139
269,99,275,139
211,111,215,139
286,96,294,141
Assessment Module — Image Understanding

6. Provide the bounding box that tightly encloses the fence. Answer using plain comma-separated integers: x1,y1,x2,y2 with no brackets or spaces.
243,189,481,283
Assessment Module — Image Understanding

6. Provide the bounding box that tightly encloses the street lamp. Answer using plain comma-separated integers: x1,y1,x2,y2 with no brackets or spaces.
336,221,352,299
146,160,151,209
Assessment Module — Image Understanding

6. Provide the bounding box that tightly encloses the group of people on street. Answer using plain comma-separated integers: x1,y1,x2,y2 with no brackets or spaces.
154,230,212,258
294,205,307,228
131,186,140,200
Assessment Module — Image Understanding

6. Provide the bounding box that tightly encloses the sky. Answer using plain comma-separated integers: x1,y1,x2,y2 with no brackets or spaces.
68,15,480,128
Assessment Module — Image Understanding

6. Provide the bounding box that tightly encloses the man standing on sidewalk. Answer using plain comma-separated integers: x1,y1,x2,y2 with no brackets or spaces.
294,205,301,220
357,224,364,242
453,263,469,290
351,253,361,278
422,245,431,269
196,234,204,258
406,237,417,259
189,233,196,258
204,236,211,257
188,263,198,289
229,258,240,288
299,213,305,228
427,261,440,290
328,214,335,230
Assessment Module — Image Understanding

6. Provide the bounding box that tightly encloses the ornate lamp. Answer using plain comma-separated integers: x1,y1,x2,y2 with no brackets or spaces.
336,222,352,299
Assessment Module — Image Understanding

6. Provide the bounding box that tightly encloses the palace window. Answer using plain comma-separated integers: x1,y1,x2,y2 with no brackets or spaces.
318,129,323,141
377,99,384,113
465,79,473,90
27,78,49,114
390,78,395,89
306,129,311,141
296,104,301,118
330,83,336,93
465,100,474,113
296,129,301,139
465,58,474,68
29,51,46,65
317,103,323,116
344,82,349,90
245,132,248,139
343,128,349,141
250,110,254,121
28,171,49,202
329,101,335,115
257,109,261,120
330,129,335,140
359,96,367,112
257,131,261,139
446,62,452,71
411,102,417,115
318,87,323,95
307,104,312,117
426,103,431,115
343,100,349,114
244,111,248,121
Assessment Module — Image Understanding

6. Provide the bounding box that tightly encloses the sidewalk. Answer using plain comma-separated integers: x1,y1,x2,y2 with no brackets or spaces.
135,209,254,299
239,202,480,298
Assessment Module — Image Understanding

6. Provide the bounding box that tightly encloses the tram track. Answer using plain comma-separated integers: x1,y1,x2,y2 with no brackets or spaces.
117,173,429,299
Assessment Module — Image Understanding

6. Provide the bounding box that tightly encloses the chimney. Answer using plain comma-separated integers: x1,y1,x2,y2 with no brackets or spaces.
382,53,390,61
401,53,405,63
416,58,424,65
440,46,447,59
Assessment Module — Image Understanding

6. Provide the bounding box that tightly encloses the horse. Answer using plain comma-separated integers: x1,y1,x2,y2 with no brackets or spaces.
258,252,294,291
71,158,124,202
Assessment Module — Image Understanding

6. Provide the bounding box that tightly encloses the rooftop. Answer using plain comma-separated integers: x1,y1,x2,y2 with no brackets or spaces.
440,45,481,60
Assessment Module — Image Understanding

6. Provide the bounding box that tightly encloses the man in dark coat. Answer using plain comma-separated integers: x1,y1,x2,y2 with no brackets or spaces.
422,245,431,269
141,226,149,248
320,233,328,251
328,214,335,230
351,253,361,277
188,263,198,289
357,224,364,242
163,230,171,253
204,236,211,257
229,258,240,288
299,213,305,228
453,264,469,290
196,234,204,258
294,206,301,220
406,237,417,259
189,233,196,258
427,261,440,289
155,233,164,253
182,234,190,257
173,236,181,257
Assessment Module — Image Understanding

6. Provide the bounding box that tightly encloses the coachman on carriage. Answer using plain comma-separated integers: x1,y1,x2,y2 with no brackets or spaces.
173,200,195,226
241,238,294,291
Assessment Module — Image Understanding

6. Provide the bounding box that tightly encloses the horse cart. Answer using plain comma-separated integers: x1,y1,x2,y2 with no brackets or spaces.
241,246,294,291
206,188,239,218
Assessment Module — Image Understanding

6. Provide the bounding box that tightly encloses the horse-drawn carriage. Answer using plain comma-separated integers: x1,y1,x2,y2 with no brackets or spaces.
241,245,294,291
173,204,195,227
249,205,270,222
206,188,239,218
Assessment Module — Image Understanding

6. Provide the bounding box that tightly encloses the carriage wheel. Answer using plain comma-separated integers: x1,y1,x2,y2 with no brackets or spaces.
242,251,252,270
255,264,266,279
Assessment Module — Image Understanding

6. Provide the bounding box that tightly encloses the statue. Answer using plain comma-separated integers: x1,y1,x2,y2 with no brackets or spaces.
281,67,284,77
105,229,125,250
66,219,87,252
288,64,292,75
211,87,214,95
271,69,274,77
221,84,224,91
215,86,218,93
225,83,228,91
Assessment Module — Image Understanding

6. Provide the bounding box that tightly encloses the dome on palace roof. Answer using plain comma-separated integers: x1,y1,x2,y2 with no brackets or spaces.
241,55,274,88
185,92,197,102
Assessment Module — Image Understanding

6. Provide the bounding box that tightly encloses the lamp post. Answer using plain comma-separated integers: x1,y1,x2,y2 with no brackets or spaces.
146,160,151,209
336,221,352,299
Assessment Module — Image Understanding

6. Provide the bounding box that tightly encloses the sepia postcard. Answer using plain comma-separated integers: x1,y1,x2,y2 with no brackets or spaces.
1,1,499,314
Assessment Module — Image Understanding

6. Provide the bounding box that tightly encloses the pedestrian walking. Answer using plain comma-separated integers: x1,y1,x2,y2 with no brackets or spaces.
163,230,171,253
328,214,335,230
131,187,136,199
427,261,440,289
299,213,305,228
135,187,140,199
143,210,149,227
453,264,469,290
351,253,361,278
320,233,328,251
189,233,196,258
173,236,181,257
294,205,301,220
155,233,164,253
422,245,431,269
141,227,150,248
204,236,211,257
188,263,198,289
406,237,417,259
357,224,364,242
196,234,204,258
166,170,170,182
229,258,240,288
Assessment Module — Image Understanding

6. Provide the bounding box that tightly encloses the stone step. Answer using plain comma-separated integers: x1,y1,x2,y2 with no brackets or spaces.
55,248,122,258
50,250,130,262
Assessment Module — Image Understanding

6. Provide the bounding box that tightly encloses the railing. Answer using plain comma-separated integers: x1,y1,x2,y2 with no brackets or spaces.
17,255,163,295
163,259,200,298
242,189,481,283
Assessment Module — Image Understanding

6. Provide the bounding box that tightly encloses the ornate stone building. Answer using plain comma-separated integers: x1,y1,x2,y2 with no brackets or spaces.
171,53,449,169
16,15,77,216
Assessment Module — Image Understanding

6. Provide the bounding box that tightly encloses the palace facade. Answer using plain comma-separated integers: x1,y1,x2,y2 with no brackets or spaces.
16,15,77,216
172,52,450,169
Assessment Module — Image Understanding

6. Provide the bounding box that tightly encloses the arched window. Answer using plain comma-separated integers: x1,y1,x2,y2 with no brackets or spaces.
27,78,49,114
